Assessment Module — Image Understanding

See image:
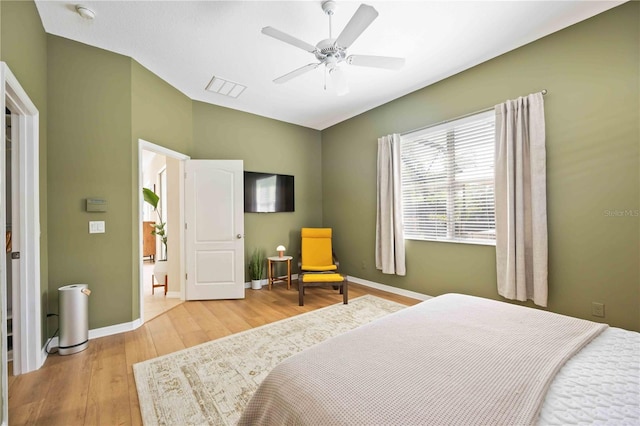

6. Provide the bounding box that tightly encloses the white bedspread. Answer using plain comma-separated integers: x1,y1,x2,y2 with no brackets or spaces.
539,327,640,424
239,293,609,425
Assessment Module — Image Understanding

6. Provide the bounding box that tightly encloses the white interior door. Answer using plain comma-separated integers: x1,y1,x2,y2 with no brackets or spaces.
185,160,244,300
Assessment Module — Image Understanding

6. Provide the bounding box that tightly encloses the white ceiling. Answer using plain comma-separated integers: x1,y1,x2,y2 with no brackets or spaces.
34,1,623,130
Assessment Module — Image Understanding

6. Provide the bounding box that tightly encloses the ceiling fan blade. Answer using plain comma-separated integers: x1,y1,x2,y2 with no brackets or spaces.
334,4,379,49
261,26,317,53
329,67,349,96
347,55,405,70
274,63,320,84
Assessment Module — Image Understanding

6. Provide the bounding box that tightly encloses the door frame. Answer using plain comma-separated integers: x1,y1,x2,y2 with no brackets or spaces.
137,139,189,322
0,62,42,420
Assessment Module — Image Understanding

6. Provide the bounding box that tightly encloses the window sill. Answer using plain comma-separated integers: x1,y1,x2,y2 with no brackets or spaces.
405,237,496,247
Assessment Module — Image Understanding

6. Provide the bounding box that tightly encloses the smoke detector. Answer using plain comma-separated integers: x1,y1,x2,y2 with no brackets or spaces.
75,5,96,20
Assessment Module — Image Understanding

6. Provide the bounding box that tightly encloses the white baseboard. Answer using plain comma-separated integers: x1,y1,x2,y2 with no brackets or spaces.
165,291,180,298
42,317,144,356
347,275,431,301
40,346,49,368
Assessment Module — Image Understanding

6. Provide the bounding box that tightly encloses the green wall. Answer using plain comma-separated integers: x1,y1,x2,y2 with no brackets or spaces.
131,60,193,318
46,40,198,328
321,2,639,331
47,36,134,328
44,33,322,329
46,37,321,327
131,60,193,154
0,0,48,341
192,102,323,277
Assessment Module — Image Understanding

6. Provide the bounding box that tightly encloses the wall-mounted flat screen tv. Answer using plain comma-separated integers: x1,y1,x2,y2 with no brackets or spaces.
244,171,295,213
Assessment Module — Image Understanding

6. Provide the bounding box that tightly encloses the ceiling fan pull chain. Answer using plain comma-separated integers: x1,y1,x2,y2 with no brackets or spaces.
324,68,327,91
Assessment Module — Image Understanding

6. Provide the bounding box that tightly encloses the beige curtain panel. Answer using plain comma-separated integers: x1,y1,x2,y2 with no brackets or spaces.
495,92,548,307
375,134,406,276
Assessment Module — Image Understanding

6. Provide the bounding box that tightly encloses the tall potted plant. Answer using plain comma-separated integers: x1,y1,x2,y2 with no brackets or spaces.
143,188,168,285
248,248,266,290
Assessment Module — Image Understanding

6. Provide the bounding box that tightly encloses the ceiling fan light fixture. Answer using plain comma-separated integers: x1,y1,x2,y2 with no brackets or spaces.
75,5,96,20
329,67,349,96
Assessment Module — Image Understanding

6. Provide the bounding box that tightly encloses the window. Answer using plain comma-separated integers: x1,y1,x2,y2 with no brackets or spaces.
400,110,496,244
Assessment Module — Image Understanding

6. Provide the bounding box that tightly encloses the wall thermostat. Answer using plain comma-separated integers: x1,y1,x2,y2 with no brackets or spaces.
86,198,107,212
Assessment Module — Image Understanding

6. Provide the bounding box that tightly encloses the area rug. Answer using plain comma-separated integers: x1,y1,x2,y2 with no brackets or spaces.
133,295,408,425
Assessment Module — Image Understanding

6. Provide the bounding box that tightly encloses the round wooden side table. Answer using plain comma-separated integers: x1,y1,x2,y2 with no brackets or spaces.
267,256,293,290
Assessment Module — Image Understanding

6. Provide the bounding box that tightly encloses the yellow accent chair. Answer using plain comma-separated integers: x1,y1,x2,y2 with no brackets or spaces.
298,228,348,306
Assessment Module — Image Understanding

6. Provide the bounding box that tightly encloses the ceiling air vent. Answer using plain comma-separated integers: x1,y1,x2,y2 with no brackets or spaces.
205,76,246,98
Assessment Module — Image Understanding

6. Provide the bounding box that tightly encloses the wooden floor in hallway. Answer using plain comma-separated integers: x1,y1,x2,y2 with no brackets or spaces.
142,261,182,322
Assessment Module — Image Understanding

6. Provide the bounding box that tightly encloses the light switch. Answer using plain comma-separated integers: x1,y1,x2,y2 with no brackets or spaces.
89,221,105,234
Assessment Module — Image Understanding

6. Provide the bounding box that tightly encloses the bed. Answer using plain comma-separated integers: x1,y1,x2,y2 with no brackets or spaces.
238,293,640,425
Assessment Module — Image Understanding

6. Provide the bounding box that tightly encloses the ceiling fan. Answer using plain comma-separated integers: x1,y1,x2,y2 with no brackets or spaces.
261,1,405,96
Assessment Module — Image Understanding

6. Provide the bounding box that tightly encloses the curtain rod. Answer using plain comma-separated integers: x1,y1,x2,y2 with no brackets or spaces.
400,89,547,136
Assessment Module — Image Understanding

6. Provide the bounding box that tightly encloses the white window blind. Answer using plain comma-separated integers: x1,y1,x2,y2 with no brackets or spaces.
400,110,496,244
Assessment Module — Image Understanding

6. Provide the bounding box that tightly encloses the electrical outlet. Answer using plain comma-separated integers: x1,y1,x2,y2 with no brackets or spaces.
592,302,605,318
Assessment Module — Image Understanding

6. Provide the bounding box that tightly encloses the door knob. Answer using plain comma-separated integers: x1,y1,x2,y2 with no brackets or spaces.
237,234,243,239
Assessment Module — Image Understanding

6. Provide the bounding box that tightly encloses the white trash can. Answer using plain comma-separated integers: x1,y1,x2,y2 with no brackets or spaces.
58,284,91,355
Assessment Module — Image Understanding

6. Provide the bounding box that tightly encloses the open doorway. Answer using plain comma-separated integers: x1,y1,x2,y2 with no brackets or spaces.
141,150,179,320
5,108,13,365
138,140,189,323
5,108,16,367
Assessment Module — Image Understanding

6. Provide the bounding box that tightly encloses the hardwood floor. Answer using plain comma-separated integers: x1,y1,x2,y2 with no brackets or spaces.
8,282,420,425
142,261,182,322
